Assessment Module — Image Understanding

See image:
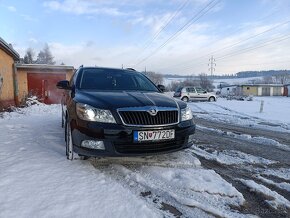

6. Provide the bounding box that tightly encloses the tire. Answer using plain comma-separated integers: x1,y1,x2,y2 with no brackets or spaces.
65,118,74,160
79,155,89,160
209,96,215,102
181,96,189,102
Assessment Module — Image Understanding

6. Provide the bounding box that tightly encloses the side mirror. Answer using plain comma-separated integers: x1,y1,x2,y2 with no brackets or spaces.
203,91,207,94
56,80,71,90
157,84,166,92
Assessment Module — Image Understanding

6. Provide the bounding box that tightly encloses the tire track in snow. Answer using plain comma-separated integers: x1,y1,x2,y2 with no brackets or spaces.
90,157,249,218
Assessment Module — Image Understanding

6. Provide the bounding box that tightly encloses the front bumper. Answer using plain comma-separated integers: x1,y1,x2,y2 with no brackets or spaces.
71,119,196,157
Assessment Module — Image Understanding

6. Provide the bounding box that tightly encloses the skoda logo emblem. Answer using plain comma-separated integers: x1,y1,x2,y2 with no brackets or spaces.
147,107,158,116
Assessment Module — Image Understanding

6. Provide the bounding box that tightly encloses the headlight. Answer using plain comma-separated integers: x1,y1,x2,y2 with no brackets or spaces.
76,103,116,123
181,106,193,121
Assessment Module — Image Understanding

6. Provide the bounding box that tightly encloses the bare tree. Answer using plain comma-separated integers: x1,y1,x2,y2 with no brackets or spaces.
199,73,214,91
142,71,164,85
274,74,290,84
262,76,274,84
167,78,200,91
23,48,35,64
168,81,181,91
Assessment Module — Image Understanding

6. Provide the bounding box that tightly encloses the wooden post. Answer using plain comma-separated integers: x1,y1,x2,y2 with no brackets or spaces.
259,100,264,113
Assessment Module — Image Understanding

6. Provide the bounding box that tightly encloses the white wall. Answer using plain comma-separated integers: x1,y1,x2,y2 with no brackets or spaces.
220,86,237,96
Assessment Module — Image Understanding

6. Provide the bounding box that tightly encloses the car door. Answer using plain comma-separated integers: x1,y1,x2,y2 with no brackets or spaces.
195,87,208,101
187,87,197,101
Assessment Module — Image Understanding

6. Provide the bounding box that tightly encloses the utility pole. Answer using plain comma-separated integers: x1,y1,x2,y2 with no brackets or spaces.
208,56,216,77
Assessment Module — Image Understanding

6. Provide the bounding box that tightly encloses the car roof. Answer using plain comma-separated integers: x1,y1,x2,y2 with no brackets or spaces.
80,66,138,73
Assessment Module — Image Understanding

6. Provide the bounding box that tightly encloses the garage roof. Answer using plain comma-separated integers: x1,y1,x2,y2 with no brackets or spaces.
16,64,74,70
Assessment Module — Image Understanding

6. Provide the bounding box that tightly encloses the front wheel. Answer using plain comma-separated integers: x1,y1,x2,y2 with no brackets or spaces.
181,96,189,102
209,97,215,102
65,118,74,160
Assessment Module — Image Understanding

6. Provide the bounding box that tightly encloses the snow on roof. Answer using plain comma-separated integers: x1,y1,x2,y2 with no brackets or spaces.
16,64,74,70
0,37,20,60
241,84,284,87
220,85,239,88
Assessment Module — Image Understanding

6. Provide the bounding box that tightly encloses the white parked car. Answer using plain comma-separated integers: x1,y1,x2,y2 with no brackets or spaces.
173,86,217,102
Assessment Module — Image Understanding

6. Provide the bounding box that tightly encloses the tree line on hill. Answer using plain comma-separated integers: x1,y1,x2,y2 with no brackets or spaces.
143,72,214,92
236,70,290,78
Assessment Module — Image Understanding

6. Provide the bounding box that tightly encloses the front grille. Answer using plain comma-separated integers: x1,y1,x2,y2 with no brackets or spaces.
119,110,178,126
114,139,185,154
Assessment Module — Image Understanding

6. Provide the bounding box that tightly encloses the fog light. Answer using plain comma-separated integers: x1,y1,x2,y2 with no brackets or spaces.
188,134,195,143
81,140,105,150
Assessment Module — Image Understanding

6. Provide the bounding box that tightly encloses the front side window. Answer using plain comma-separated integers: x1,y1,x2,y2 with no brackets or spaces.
79,69,159,92
196,88,205,93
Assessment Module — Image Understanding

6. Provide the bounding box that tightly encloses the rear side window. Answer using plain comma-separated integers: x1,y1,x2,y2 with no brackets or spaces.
186,88,195,93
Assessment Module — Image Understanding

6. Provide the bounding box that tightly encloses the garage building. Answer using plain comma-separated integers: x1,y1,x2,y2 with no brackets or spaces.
0,37,74,109
16,64,74,104
241,84,284,96
0,37,20,109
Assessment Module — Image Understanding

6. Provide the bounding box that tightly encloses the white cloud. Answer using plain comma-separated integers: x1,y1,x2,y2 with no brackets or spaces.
48,41,139,67
43,17,290,75
43,0,128,16
28,38,38,44
7,6,16,12
20,14,38,22
16,0,290,75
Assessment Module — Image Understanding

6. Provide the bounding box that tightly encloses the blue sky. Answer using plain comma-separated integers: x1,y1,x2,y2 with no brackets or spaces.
1,0,290,75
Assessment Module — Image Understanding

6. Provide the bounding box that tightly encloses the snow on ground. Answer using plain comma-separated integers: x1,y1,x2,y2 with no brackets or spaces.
0,104,250,217
0,104,162,218
191,145,277,166
261,168,290,181
188,97,290,131
197,125,290,152
254,175,290,192
238,179,290,210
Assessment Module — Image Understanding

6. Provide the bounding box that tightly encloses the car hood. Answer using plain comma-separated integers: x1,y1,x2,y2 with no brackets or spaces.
75,90,185,110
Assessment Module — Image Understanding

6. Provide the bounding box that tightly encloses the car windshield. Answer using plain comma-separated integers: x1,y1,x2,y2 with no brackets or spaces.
79,68,159,92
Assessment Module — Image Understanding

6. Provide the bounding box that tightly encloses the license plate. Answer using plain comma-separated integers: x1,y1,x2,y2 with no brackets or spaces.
134,130,175,142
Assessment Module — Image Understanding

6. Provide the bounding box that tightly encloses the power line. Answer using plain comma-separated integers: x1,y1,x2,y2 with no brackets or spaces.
157,19,290,72
171,34,290,72
216,34,290,61
133,0,189,64
218,60,290,67
141,0,189,51
154,2,290,72
134,0,220,66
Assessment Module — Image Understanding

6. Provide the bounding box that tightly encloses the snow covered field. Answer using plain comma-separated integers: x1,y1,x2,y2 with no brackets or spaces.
189,96,290,131
163,77,263,89
0,99,289,217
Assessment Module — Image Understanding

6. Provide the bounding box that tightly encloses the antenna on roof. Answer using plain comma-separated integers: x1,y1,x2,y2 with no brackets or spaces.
80,65,83,68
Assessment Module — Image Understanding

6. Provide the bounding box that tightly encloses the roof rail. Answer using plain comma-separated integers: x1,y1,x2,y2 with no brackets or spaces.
126,68,136,71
